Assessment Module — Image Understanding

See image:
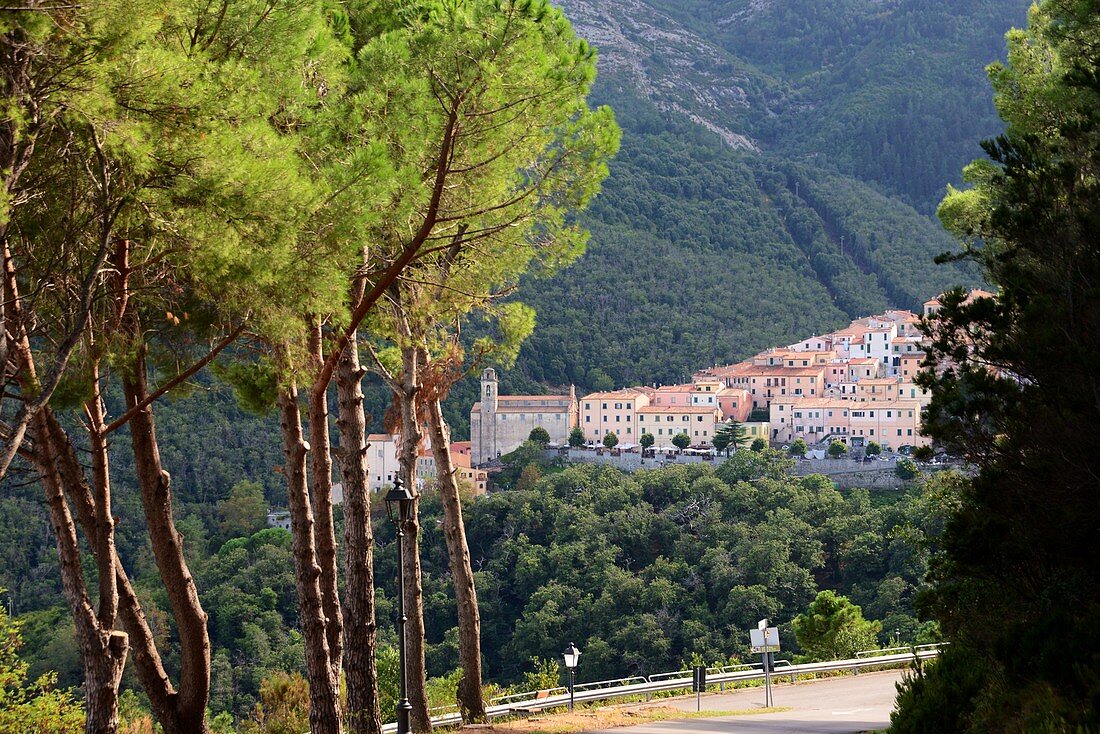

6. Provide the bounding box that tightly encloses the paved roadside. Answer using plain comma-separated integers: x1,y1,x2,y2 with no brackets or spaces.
590,669,904,734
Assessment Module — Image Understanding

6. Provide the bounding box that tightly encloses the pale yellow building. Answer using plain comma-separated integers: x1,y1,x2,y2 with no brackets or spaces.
637,405,721,447
579,388,651,444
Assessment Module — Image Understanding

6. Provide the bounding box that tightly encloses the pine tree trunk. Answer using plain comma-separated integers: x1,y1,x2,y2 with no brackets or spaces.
279,384,343,734
395,348,432,733
31,410,127,734
424,397,486,722
121,344,211,733
308,322,344,680
42,408,189,734
337,328,383,734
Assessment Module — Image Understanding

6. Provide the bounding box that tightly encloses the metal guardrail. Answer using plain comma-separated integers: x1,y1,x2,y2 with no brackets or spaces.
856,643,945,659
380,644,945,732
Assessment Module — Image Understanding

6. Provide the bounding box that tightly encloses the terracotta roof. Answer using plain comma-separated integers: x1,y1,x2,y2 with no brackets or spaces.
581,388,648,400
638,405,721,414
773,397,856,409
497,395,571,404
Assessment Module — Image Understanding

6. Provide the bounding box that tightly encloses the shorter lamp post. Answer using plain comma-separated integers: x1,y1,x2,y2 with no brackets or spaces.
386,479,417,734
562,643,581,711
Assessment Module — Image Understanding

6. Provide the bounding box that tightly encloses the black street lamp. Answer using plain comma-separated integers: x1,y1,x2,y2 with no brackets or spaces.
562,642,581,711
386,479,417,734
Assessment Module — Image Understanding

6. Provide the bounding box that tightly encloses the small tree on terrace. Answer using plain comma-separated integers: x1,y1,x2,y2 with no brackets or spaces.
751,438,767,452
828,440,849,458
866,441,882,457
712,430,731,456
568,426,586,448
789,438,808,457
640,433,655,451
713,420,748,457
602,432,619,449
528,427,551,446
895,457,920,480
672,432,691,451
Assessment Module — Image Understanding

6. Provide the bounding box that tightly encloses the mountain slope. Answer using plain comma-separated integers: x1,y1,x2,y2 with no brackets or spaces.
477,0,1029,409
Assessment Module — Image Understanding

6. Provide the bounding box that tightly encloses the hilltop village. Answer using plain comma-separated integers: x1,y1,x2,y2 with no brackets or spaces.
315,290,989,503
468,291,993,469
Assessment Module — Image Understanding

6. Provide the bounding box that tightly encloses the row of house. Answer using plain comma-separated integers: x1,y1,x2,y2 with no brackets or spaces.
346,434,488,497
469,292,996,465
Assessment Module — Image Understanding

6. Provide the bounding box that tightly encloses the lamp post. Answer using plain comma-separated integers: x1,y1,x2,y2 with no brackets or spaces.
386,479,417,734
562,643,581,712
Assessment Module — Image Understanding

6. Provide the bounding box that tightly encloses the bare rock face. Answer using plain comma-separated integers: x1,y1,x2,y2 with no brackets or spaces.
559,0,766,151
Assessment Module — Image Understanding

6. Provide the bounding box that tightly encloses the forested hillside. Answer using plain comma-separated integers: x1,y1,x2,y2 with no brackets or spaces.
4,446,959,718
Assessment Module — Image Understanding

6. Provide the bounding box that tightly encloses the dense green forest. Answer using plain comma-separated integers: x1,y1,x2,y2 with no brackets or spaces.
3,441,958,722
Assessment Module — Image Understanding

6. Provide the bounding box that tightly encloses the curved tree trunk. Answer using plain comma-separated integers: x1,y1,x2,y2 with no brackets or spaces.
31,410,127,734
337,327,383,734
42,410,184,733
424,397,486,722
395,347,431,733
121,340,211,734
279,384,343,734
308,321,344,681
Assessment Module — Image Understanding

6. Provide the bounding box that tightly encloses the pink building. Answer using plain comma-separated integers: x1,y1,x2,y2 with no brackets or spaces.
651,383,695,407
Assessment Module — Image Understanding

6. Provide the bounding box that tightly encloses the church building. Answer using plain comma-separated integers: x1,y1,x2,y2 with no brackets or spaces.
470,368,578,465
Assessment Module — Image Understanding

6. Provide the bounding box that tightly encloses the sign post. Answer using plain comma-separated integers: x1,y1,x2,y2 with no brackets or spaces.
750,619,781,708
692,665,706,711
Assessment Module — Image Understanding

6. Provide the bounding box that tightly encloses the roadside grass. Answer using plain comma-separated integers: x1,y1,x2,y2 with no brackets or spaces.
447,703,792,734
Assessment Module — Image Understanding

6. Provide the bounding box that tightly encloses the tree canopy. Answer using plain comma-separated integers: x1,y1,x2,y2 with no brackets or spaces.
895,0,1100,729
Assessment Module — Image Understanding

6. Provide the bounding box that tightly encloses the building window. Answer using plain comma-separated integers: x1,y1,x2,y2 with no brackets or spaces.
585,416,590,423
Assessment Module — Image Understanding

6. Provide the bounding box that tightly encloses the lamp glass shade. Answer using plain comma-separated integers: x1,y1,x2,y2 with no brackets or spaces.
562,643,581,669
384,479,416,523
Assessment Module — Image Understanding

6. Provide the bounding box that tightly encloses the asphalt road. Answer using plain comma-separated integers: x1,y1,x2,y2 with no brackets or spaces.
602,670,904,734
